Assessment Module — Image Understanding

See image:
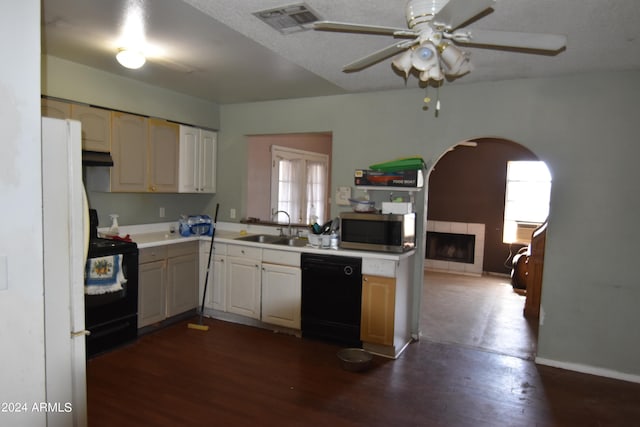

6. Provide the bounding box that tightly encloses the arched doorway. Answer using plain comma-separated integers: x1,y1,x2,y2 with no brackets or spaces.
420,137,549,360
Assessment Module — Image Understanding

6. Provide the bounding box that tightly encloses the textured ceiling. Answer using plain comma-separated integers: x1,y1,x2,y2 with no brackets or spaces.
42,0,640,104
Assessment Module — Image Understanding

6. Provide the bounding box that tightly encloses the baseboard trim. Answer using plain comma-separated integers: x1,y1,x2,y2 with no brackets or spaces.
484,271,511,278
535,357,640,384
424,267,482,277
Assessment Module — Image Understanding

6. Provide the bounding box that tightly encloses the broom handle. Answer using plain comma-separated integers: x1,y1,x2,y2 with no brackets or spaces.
200,203,219,317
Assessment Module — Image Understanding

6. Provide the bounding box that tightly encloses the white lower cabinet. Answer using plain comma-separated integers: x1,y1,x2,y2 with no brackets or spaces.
205,243,302,330
166,245,199,317
261,252,301,329
138,259,167,327
226,245,262,319
199,241,227,311
138,242,198,328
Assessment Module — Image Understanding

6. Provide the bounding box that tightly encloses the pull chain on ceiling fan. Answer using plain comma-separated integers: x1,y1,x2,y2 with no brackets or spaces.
314,0,567,84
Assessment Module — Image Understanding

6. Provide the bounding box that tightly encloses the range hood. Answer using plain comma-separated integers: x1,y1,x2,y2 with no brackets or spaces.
82,150,113,167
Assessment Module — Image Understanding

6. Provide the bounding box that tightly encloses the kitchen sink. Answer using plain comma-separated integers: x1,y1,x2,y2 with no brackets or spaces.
272,237,308,247
234,234,282,244
234,234,308,247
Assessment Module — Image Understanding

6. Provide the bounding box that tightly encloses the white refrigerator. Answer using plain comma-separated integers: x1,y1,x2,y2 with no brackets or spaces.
42,117,89,427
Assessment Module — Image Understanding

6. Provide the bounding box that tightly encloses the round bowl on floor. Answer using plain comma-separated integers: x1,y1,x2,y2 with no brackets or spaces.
337,348,373,372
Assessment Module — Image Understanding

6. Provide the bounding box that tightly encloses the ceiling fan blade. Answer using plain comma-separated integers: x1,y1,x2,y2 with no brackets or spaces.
314,20,414,36
434,0,496,30
343,39,417,72
454,29,567,51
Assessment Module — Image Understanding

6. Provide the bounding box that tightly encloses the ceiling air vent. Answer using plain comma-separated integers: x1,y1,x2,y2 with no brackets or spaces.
253,3,321,34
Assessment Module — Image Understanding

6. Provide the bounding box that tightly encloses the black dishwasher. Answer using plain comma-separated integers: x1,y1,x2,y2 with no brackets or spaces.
301,253,362,347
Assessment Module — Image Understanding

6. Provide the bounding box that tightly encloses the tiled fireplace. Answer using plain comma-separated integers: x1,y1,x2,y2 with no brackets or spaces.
425,221,485,276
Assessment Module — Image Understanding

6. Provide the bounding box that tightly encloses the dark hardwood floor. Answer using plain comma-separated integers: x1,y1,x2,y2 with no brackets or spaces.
87,317,640,426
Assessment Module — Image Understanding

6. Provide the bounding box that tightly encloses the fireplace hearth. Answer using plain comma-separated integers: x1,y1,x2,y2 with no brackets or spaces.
426,232,475,264
425,221,485,276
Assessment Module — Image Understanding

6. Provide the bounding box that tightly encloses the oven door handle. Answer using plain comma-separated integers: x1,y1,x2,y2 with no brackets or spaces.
71,329,91,338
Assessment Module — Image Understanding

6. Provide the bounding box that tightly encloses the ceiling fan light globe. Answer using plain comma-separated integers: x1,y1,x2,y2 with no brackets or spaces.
440,44,466,73
429,65,444,81
116,48,146,69
392,49,414,76
411,44,437,71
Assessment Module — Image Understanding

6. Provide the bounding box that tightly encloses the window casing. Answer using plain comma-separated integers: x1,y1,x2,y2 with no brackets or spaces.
503,161,552,244
271,145,329,225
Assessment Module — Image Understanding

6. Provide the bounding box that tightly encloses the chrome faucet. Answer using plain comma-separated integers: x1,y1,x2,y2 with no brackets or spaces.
274,210,291,237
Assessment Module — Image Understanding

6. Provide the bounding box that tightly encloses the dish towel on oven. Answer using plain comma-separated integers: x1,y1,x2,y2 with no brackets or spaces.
85,255,127,295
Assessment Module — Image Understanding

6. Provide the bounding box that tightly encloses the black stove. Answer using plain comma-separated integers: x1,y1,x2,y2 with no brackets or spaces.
85,209,139,358
88,237,138,258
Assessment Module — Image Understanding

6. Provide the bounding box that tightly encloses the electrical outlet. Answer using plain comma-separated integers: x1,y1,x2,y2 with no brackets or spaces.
159,207,165,218
230,208,236,219
336,186,352,206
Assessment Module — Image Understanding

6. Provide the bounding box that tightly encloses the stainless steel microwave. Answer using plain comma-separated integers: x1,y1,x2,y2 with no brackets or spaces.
339,212,416,253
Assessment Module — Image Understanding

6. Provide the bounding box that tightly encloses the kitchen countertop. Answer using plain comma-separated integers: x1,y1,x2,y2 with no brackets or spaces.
112,221,414,260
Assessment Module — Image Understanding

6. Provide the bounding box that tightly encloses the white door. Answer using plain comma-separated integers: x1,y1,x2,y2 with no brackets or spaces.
261,264,301,329
226,257,261,319
42,118,88,427
179,125,199,192
199,129,217,193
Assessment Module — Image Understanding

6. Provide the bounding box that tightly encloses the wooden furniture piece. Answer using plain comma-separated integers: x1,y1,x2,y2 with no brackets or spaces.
361,274,396,346
359,257,413,358
524,222,547,318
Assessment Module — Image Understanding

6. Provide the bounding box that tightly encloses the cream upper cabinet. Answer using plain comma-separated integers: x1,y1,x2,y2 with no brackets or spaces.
41,98,71,119
42,99,111,152
71,104,111,152
148,118,179,193
87,114,180,193
179,125,217,193
110,112,148,192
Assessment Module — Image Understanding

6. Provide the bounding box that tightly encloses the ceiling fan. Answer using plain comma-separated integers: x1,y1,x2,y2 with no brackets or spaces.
314,0,567,83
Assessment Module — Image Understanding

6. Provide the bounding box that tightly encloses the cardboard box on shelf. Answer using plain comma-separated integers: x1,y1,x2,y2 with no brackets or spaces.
354,169,423,188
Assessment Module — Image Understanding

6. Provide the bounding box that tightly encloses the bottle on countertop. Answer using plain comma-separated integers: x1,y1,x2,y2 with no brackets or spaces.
108,214,119,236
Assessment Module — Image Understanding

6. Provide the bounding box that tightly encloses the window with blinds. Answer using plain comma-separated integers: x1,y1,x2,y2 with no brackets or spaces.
503,161,552,244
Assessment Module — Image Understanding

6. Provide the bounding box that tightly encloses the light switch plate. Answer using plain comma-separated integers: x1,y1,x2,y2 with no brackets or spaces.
336,186,352,206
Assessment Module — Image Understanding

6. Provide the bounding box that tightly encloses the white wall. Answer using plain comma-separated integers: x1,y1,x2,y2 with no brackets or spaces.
39,42,640,380
42,56,222,226
218,71,640,380
0,1,47,425
42,55,220,129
